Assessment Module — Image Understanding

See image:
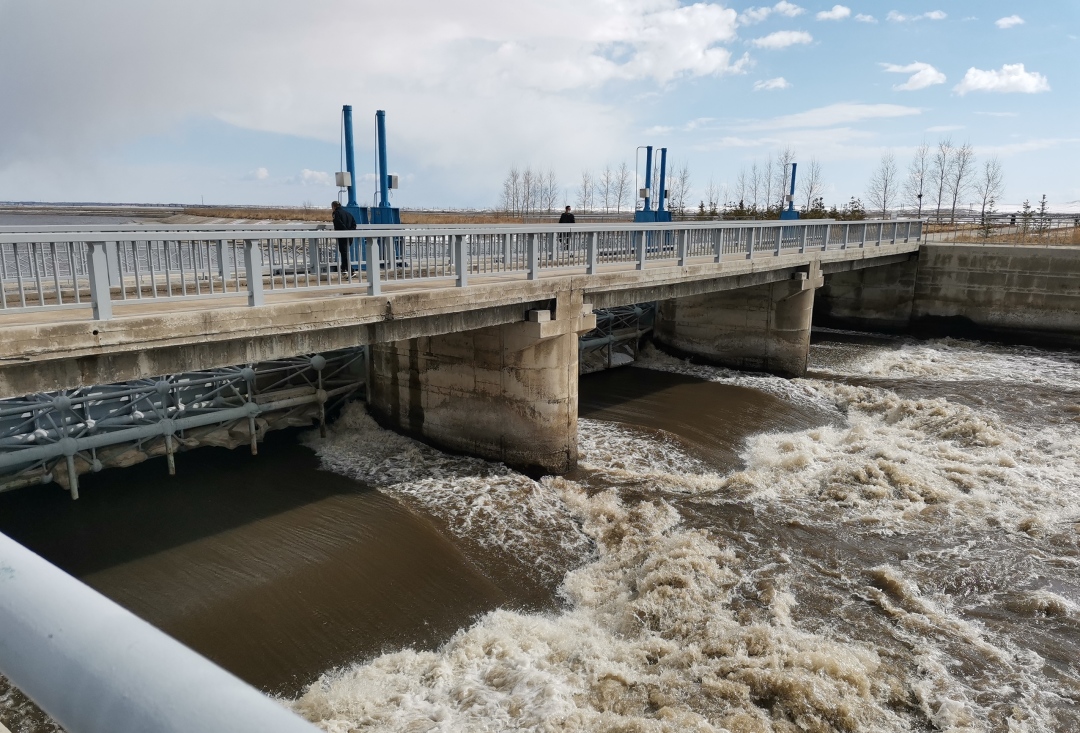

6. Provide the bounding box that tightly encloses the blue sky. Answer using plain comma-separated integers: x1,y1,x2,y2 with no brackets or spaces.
0,1,1076,210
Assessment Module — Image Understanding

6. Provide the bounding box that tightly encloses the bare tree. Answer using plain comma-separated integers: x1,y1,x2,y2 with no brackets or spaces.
614,162,632,213
521,167,536,219
735,168,748,209
541,168,560,213
599,165,614,213
975,156,1005,221
576,169,593,212
669,161,692,215
930,138,954,222
947,143,976,223
774,147,797,209
749,162,762,211
799,157,823,211
903,142,930,218
762,157,774,214
866,152,899,217
705,177,721,217
500,165,521,215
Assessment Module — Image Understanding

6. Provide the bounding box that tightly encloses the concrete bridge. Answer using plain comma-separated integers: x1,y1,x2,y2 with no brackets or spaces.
1,219,922,473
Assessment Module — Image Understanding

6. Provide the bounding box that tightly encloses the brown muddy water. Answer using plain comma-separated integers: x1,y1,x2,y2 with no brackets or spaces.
3,331,1080,732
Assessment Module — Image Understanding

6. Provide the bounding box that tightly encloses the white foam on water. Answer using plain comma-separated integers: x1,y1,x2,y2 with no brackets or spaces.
303,407,591,584
291,488,915,732
577,418,724,495
294,338,1080,732
816,337,1080,392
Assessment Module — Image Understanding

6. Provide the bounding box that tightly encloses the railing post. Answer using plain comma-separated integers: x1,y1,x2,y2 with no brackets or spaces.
216,239,232,281
587,232,598,274
367,237,381,295
503,232,512,269
746,227,755,260
86,241,113,321
527,233,539,280
713,228,722,263
455,235,468,287
636,230,646,270
821,224,829,252
243,239,264,307
799,226,808,254
678,229,688,267
105,241,120,287
843,224,850,250
904,221,911,242
775,227,782,256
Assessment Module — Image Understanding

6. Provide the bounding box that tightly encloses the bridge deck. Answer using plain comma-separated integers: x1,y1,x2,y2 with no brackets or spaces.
0,220,921,399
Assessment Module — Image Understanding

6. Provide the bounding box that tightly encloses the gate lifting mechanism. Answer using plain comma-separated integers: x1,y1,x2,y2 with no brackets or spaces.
780,162,800,220
634,145,672,223
337,105,401,268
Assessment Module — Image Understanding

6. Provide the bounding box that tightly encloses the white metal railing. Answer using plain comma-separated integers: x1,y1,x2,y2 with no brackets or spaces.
0,219,922,321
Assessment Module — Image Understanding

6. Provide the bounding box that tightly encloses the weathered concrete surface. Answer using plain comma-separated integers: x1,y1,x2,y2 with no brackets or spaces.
0,241,920,399
911,244,1080,345
814,253,919,332
655,264,822,377
368,293,594,474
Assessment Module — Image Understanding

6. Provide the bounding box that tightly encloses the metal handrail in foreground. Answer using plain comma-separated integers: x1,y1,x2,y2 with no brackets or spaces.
0,219,923,320
0,531,320,733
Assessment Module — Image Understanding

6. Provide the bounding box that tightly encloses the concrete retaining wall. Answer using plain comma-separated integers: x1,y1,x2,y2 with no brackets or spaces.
815,244,1080,346
910,244,1080,345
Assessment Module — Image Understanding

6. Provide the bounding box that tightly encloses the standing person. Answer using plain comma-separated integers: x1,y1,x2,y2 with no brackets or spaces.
557,205,575,250
331,201,357,275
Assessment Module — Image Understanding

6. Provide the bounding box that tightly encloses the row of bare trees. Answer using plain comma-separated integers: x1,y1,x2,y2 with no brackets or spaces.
728,149,825,215
867,139,1005,221
499,166,562,218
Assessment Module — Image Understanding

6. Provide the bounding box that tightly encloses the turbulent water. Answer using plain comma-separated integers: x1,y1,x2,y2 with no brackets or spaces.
3,333,1079,732
285,335,1080,733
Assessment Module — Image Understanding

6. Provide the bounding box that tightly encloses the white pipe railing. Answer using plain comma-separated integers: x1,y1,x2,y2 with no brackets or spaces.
0,219,922,320
0,531,321,733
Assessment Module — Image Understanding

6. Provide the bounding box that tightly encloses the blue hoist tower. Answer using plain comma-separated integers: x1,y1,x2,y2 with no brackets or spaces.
338,105,401,267
634,145,672,223
779,162,799,220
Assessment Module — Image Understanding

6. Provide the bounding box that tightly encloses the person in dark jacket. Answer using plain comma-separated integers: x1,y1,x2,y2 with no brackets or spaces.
558,205,576,224
331,201,357,274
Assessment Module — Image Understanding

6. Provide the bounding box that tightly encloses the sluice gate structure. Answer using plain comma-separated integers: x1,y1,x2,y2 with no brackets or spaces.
1,218,923,476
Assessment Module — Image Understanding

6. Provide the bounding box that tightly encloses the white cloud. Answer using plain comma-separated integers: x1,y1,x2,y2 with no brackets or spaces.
249,167,270,180
880,61,946,91
925,124,964,132
753,77,791,90
738,1,804,25
953,63,1050,95
298,169,333,186
974,111,1019,117
855,13,877,23
0,0,753,205
887,10,947,22
995,15,1024,29
816,5,851,21
748,102,922,130
751,30,813,48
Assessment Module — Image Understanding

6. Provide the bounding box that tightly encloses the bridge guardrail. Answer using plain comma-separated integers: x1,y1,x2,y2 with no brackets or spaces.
0,219,922,321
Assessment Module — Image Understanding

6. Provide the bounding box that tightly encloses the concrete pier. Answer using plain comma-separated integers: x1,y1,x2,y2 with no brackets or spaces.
654,264,822,378
368,294,594,473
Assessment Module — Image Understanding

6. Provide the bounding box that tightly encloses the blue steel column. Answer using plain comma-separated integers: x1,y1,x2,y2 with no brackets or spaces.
342,106,359,215
788,162,797,213
342,105,361,265
376,110,390,209
642,146,654,213
656,147,668,213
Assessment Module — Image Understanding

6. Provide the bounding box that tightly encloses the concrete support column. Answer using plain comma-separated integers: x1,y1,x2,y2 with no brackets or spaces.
655,267,821,377
368,293,595,474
